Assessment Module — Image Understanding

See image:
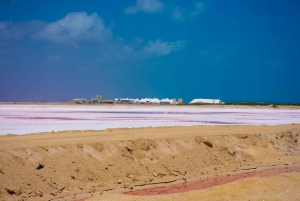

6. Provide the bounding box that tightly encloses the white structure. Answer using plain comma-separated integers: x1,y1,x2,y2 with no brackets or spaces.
70,98,88,103
160,98,173,104
115,98,137,104
189,99,224,104
114,98,177,104
139,98,160,104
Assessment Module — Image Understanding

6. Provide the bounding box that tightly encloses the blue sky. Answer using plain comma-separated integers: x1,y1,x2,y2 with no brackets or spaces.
0,0,299,103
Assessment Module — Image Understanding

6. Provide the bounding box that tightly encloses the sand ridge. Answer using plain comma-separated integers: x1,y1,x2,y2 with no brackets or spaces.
0,125,300,200
1,124,300,150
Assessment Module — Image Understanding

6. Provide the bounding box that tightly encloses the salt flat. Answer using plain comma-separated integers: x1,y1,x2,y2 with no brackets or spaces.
1,105,300,135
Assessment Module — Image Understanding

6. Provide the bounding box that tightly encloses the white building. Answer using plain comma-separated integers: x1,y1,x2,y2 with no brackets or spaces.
70,98,88,103
160,98,173,104
139,98,160,104
189,99,224,104
115,98,136,104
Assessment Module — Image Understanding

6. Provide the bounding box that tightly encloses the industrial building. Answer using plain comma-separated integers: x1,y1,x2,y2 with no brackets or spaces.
189,99,224,104
114,98,173,104
70,98,89,104
139,98,160,104
115,98,137,104
71,96,113,104
70,96,224,105
160,98,173,104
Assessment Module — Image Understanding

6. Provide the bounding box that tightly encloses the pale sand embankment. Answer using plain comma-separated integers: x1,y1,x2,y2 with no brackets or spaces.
0,124,300,200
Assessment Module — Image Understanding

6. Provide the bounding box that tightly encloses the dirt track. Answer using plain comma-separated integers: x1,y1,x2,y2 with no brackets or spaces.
0,124,300,201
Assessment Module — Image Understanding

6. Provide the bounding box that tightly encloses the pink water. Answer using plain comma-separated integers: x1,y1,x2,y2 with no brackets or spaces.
1,105,300,135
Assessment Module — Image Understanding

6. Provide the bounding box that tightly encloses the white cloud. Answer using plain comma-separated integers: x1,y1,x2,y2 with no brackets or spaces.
173,2,204,21
124,0,164,14
33,12,112,43
0,12,111,44
143,39,185,57
0,11,186,63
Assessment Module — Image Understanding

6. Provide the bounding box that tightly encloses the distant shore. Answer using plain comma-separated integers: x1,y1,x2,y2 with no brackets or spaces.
1,101,300,109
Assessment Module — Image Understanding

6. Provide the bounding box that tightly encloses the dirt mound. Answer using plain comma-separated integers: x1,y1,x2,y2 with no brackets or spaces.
0,126,300,200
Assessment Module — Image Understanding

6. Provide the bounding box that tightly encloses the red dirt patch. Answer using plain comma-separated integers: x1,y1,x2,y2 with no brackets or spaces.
123,164,300,196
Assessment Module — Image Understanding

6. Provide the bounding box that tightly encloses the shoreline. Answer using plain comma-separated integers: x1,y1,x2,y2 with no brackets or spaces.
1,102,300,109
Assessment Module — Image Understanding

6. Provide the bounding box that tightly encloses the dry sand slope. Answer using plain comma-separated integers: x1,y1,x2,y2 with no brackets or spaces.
0,125,300,201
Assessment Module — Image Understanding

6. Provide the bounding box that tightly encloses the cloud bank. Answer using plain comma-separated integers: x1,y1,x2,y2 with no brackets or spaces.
124,0,164,14
33,12,112,43
1,11,186,63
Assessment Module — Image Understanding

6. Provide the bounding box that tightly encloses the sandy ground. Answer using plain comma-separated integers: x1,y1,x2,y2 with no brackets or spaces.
0,124,300,200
